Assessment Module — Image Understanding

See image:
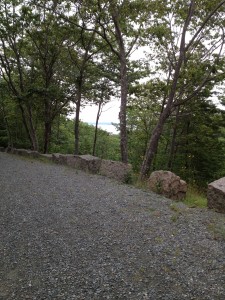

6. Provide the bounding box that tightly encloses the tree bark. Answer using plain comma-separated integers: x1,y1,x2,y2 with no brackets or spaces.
28,104,39,151
112,12,128,163
43,121,51,154
0,47,39,150
1,102,13,147
74,85,82,155
92,101,102,156
18,102,38,151
119,53,128,163
167,107,180,170
140,109,169,178
43,99,52,153
185,120,191,170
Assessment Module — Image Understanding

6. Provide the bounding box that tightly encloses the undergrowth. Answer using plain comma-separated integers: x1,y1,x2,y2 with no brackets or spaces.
133,174,207,209
183,186,207,208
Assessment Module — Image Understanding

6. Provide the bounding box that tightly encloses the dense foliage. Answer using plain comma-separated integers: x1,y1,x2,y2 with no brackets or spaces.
1,0,225,187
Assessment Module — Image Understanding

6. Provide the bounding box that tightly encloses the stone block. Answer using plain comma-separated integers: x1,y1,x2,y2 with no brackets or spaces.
5,147,13,153
66,155,80,168
99,160,132,182
11,148,18,154
52,153,60,163
72,155,101,174
27,150,40,158
13,149,39,158
207,178,225,213
16,149,29,156
52,153,67,164
147,170,187,201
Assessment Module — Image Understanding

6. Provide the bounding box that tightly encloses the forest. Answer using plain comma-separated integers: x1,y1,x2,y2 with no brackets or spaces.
0,0,225,188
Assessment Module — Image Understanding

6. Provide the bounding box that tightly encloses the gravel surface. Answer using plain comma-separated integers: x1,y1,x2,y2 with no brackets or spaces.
0,152,225,300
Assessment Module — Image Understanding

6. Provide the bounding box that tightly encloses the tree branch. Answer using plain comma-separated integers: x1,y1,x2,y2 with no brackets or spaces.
185,0,225,52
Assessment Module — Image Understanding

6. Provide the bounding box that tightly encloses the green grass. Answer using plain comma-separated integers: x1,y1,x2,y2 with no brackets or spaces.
132,174,149,190
183,186,207,208
134,174,208,209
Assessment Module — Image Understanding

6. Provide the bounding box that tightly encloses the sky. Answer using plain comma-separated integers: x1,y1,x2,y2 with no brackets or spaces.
80,98,120,134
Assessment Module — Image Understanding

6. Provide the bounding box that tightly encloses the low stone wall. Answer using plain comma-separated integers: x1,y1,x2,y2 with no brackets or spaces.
99,159,132,183
207,178,225,213
52,153,68,165
3,147,40,158
67,155,102,174
1,147,131,183
14,148,40,158
53,153,130,181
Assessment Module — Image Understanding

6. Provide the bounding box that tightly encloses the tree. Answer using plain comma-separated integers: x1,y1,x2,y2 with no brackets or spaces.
126,79,163,171
57,1,107,155
70,0,149,162
0,0,72,152
25,0,72,153
67,28,98,155
89,78,114,156
0,79,32,148
140,0,225,178
0,0,39,150
0,81,13,147
166,99,225,186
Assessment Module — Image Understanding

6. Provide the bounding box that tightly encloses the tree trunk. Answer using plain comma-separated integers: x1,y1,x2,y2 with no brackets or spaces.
29,113,38,151
1,102,13,147
43,100,52,154
74,87,81,155
140,110,169,178
56,114,60,142
185,120,191,170
29,128,38,152
43,121,52,154
112,12,128,163
167,107,180,170
92,101,102,156
18,103,38,151
119,54,128,163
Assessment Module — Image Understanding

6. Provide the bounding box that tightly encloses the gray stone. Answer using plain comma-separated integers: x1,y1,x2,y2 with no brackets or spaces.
27,150,40,158
99,160,132,183
52,153,67,164
52,154,101,174
5,147,13,153
15,149,29,156
11,148,18,154
147,170,187,201
71,155,101,174
52,153,60,163
13,149,40,158
65,155,78,168
207,178,225,213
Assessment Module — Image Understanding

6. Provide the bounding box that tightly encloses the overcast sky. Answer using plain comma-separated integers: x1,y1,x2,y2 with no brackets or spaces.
80,98,120,134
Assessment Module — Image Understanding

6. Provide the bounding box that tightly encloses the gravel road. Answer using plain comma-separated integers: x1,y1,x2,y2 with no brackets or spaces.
0,152,225,300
